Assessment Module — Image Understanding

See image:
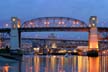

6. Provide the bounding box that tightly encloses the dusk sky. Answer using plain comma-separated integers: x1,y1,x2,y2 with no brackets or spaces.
0,0,108,39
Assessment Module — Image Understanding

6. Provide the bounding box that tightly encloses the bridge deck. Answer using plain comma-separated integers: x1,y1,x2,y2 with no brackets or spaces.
0,27,108,33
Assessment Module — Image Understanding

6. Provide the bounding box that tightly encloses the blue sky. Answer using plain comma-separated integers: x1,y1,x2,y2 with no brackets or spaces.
0,0,108,22
0,0,108,39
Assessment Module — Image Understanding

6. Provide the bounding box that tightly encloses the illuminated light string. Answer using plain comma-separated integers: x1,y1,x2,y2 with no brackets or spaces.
21,17,87,28
4,17,107,28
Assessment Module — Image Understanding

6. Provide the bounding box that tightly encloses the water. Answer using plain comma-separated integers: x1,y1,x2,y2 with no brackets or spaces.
0,55,108,72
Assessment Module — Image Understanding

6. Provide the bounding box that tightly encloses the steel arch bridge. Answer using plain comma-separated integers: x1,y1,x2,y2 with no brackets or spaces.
1,17,108,41
1,16,108,50
1,17,108,40
20,17,108,40
21,17,88,28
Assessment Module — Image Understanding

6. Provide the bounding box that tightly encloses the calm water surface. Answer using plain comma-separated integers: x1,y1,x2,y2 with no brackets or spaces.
0,55,108,72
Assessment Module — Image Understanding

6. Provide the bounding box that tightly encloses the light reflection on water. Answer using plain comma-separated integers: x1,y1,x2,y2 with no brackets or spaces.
0,55,108,72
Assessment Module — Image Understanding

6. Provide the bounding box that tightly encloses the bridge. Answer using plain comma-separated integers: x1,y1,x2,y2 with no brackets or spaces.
0,16,108,53
1,27,108,33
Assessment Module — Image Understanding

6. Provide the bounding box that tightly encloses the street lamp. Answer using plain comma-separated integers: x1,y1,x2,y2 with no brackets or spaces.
11,17,18,29
11,17,17,22
92,17,96,21
5,24,9,28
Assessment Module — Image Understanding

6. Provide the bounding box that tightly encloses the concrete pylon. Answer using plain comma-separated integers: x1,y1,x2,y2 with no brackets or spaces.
88,16,98,50
10,17,20,50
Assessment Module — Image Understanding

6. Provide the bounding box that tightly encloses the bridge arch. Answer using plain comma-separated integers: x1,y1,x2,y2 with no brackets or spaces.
21,17,88,28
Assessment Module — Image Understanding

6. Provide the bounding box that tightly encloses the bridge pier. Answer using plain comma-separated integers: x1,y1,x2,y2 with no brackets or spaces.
88,16,99,56
10,17,21,50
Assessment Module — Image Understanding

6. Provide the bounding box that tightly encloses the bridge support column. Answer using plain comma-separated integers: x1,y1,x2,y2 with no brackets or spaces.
88,16,98,51
10,17,20,50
